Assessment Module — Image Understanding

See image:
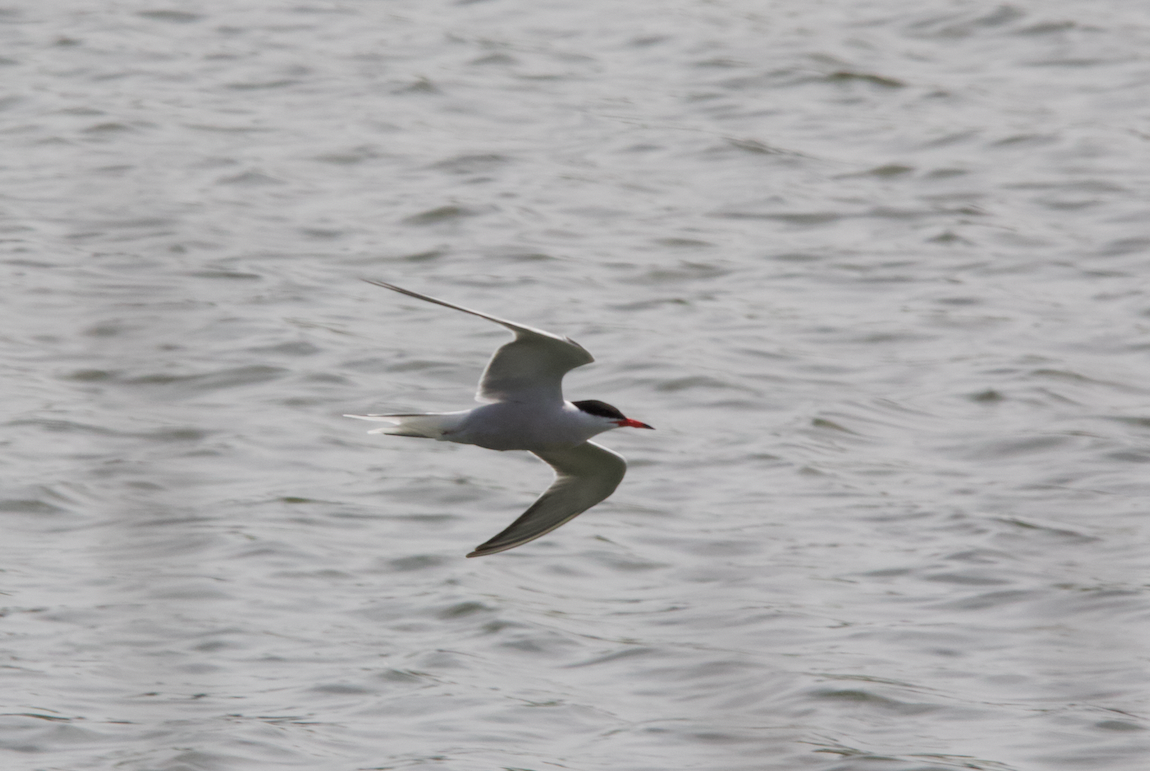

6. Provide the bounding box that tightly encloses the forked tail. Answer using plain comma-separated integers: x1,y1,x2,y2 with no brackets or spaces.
344,412,467,439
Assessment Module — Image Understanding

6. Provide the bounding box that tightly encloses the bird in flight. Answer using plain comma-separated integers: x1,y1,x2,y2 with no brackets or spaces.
346,279,653,558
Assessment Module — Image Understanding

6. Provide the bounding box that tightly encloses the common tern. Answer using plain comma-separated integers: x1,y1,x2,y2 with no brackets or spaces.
346,280,653,558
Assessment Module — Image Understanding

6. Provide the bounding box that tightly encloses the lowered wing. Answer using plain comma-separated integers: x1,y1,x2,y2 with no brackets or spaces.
467,441,628,557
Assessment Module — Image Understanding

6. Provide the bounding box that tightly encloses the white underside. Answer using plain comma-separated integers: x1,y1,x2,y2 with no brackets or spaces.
344,400,615,452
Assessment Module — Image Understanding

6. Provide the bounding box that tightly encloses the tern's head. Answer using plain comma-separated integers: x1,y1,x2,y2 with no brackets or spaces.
572,399,654,431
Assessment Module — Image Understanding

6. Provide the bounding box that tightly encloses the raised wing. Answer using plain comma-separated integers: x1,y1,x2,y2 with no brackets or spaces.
362,280,593,404
467,442,627,557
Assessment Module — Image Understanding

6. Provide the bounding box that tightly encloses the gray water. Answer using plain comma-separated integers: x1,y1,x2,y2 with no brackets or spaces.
3,1,1148,769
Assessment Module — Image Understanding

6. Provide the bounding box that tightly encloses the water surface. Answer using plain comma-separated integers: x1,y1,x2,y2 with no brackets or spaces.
2,1,1148,769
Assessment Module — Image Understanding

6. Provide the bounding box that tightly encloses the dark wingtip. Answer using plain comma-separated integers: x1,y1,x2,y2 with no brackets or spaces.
466,538,519,558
